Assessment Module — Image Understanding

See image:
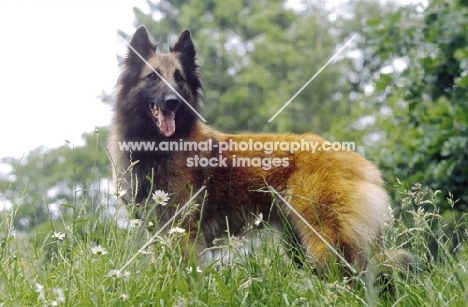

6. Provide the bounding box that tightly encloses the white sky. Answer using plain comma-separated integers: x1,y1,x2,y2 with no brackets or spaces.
0,0,147,160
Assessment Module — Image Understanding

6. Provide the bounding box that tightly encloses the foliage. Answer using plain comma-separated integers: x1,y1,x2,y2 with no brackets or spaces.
331,0,468,211
0,128,110,231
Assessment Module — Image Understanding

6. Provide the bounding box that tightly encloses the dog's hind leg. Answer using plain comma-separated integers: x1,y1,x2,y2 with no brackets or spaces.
280,199,365,273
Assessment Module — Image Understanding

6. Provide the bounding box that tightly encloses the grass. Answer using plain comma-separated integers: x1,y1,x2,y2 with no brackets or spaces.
0,181,467,306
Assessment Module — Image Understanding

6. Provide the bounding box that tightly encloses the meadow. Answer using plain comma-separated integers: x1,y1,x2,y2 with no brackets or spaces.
0,181,467,306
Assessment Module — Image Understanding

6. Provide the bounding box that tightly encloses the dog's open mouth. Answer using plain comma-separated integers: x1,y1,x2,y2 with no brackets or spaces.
150,104,176,137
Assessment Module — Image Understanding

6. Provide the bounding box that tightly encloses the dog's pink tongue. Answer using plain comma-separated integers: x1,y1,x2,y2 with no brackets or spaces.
157,111,176,137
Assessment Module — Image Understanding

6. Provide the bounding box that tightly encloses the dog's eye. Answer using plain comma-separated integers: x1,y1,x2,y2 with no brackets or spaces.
174,71,185,83
147,72,158,81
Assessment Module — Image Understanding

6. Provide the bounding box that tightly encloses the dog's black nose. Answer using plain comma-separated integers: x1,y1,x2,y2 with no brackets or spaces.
165,93,180,109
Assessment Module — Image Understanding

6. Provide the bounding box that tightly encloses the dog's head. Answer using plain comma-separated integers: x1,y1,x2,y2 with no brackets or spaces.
117,26,203,139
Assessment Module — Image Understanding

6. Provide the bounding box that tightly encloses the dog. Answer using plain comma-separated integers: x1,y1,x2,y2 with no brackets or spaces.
109,26,411,273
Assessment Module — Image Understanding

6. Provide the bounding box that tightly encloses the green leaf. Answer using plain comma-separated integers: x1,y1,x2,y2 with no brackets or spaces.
366,18,381,26
375,73,393,91
454,48,468,60
74,219,88,225
455,74,468,87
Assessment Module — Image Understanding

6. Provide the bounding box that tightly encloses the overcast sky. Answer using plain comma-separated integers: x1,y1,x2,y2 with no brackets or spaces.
0,0,147,161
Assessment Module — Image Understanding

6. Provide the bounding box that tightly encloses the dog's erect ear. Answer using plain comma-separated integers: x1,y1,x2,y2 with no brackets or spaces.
172,29,196,67
127,26,156,66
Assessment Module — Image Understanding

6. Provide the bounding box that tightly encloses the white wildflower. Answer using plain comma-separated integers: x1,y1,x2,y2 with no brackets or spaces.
129,219,142,228
120,293,129,300
91,245,108,256
107,269,121,279
122,270,131,281
152,190,169,206
254,213,263,226
114,189,127,198
168,227,186,235
139,249,152,255
52,232,65,241
35,283,45,301
187,266,202,274
174,297,188,307
52,288,65,303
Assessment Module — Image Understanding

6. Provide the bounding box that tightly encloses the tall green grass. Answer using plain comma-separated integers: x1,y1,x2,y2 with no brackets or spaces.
0,180,467,306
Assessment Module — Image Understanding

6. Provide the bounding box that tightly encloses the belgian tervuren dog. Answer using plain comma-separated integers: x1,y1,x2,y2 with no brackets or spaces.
109,26,411,274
